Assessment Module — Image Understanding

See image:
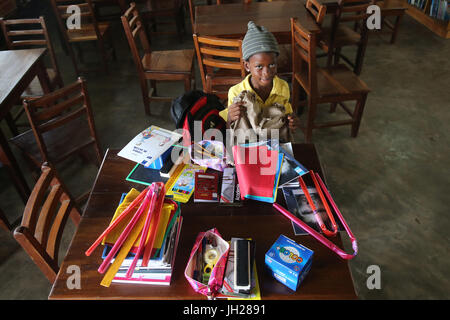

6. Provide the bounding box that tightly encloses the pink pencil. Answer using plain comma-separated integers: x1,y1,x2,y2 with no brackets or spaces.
125,184,160,278
97,188,152,274
85,187,150,256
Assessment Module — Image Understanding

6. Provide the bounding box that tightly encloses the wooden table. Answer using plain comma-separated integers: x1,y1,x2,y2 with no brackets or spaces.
194,0,321,44
0,48,51,204
49,145,357,300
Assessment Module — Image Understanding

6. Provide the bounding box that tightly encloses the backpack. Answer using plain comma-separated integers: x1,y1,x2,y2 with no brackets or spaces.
170,90,226,145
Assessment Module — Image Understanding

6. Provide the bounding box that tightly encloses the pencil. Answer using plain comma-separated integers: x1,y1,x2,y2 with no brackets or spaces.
194,142,218,158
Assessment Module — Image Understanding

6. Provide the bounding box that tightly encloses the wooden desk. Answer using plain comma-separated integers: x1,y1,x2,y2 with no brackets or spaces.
49,145,357,300
0,48,51,204
194,0,321,44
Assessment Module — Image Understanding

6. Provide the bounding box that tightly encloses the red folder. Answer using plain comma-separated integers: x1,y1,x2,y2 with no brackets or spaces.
233,145,279,200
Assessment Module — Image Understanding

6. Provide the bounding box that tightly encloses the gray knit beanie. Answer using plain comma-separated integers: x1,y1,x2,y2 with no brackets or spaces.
242,21,280,61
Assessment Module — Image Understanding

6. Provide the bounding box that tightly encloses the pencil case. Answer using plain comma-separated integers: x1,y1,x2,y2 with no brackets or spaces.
184,228,230,299
189,140,227,172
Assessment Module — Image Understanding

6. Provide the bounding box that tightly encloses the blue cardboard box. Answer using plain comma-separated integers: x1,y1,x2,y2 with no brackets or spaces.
265,235,314,291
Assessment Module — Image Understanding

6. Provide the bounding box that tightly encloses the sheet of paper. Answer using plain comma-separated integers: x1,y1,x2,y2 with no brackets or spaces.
118,125,182,167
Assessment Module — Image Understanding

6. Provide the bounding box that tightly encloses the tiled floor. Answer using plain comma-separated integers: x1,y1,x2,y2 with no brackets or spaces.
0,1,449,299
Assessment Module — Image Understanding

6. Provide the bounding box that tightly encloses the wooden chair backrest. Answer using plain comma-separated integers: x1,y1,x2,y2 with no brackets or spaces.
305,0,327,25
193,33,245,92
187,0,196,30
336,0,371,24
14,163,81,283
0,16,61,80
121,2,151,74
22,77,102,165
50,0,103,40
291,17,317,98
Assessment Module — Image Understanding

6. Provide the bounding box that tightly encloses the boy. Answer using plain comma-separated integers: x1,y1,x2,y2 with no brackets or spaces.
219,21,299,131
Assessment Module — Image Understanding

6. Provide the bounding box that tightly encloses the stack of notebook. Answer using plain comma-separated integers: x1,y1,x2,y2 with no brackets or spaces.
86,186,183,287
104,190,182,285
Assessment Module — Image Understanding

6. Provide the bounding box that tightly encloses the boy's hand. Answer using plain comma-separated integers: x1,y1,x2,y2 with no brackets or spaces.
228,102,245,122
287,114,300,132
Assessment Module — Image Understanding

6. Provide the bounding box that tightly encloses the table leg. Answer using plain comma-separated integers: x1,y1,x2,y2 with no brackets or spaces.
0,126,30,203
390,14,403,44
35,60,52,94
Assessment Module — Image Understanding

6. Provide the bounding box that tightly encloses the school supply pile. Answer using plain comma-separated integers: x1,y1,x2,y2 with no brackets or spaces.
85,183,183,287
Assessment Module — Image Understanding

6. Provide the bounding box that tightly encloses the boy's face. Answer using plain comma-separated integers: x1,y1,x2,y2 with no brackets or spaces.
244,52,277,89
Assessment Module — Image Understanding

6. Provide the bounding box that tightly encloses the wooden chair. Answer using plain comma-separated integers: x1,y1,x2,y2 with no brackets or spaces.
0,16,64,134
139,0,186,41
9,77,103,202
49,0,116,75
14,163,82,283
91,0,127,21
187,0,212,32
305,0,327,26
319,0,371,75
121,2,195,115
291,17,370,142
193,34,245,101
